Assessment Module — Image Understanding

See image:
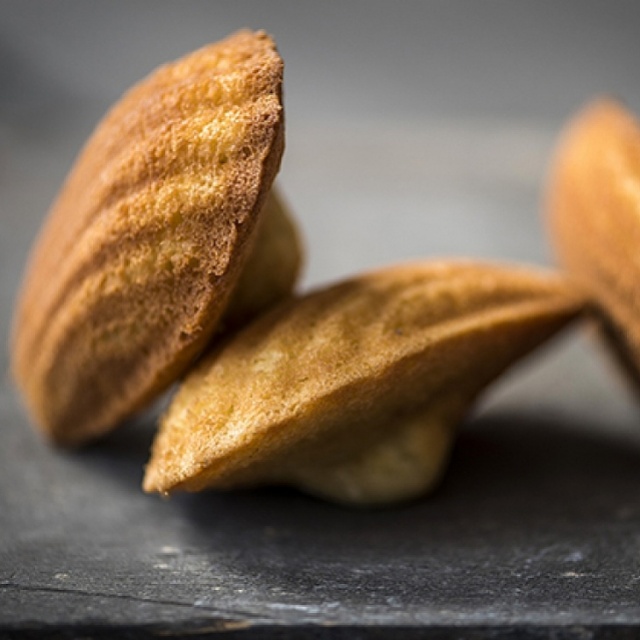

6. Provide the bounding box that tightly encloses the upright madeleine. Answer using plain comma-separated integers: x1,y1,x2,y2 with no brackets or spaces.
144,261,583,506
547,99,640,386
10,31,297,446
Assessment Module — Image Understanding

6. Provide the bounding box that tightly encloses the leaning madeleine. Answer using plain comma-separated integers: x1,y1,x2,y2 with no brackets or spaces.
10,30,304,446
144,261,584,506
547,99,640,387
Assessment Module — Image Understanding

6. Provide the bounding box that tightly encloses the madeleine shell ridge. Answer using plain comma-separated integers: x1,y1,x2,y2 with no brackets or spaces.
224,188,304,330
547,99,640,387
144,261,584,504
11,30,287,445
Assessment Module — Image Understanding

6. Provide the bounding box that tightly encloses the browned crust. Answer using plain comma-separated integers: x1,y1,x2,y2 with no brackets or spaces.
11,30,285,445
546,99,640,388
143,260,584,495
222,188,304,330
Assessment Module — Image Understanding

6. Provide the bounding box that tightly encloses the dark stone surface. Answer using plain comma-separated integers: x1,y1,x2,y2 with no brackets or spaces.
2,359,640,637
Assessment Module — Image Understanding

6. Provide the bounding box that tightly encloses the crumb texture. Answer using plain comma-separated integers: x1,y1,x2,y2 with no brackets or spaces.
144,260,584,504
288,402,457,507
11,30,287,445
223,188,303,329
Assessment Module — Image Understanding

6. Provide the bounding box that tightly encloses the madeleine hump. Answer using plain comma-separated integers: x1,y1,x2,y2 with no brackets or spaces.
547,99,640,388
144,261,584,507
10,30,305,446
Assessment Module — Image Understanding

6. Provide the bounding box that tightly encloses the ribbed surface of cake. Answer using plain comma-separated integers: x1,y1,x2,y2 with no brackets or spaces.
11,30,287,445
547,99,640,387
144,261,584,505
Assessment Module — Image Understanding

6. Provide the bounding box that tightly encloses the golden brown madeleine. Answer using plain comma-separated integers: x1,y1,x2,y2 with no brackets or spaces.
547,99,640,386
144,261,584,506
223,188,303,329
11,30,289,446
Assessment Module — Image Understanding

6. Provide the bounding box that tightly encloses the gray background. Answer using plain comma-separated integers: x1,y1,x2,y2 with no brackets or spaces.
3,1,640,295
2,1,640,633
3,0,640,450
